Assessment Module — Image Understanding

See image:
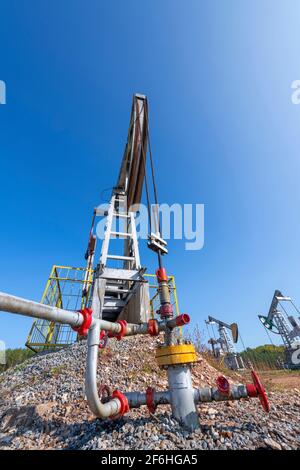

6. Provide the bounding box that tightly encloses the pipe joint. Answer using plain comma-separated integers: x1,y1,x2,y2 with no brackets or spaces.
166,314,190,329
110,390,130,418
108,319,127,341
146,387,157,414
72,308,93,337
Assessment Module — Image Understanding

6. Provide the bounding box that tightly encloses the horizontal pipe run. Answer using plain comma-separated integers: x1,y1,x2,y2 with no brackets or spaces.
99,318,122,334
125,321,167,336
0,291,83,328
125,384,250,410
0,292,124,335
194,384,248,403
125,390,170,408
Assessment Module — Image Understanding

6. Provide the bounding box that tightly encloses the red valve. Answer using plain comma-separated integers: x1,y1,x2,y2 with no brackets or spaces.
246,370,270,413
216,375,230,396
72,308,93,337
111,390,130,418
108,319,127,341
99,330,109,349
176,313,190,326
146,387,156,414
148,319,159,336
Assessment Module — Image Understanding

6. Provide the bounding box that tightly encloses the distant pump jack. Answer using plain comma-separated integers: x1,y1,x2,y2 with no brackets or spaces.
259,290,300,370
206,315,245,370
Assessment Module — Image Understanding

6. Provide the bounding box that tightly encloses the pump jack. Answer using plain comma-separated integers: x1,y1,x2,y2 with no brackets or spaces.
259,290,300,370
0,94,270,430
206,316,245,370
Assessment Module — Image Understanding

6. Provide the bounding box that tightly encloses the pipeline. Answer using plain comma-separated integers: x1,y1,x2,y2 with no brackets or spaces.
0,288,270,428
125,379,267,409
0,291,177,419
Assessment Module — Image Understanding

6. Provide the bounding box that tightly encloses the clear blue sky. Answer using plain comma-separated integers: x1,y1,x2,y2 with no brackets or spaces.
1,1,300,349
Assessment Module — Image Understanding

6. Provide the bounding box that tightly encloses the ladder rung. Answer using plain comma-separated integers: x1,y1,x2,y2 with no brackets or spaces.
104,299,126,307
111,231,132,238
105,286,130,293
106,255,135,261
113,212,130,218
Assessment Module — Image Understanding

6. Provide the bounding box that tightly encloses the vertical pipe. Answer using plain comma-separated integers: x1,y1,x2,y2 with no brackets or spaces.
167,365,200,431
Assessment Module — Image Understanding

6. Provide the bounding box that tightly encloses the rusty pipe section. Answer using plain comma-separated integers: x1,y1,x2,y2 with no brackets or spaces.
0,292,182,339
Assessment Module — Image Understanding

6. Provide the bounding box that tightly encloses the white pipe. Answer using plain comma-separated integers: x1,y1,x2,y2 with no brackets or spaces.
0,291,125,335
85,320,121,418
125,321,167,336
0,291,83,327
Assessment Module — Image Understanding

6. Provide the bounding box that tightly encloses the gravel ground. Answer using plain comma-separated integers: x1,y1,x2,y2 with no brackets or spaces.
0,335,299,450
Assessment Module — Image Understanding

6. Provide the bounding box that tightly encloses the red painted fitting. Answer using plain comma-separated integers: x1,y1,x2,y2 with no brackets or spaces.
156,267,168,282
111,390,130,418
99,330,108,349
176,313,190,326
148,319,159,336
246,384,258,398
159,303,173,317
146,387,156,414
108,319,127,341
246,370,270,412
216,376,230,396
72,308,93,337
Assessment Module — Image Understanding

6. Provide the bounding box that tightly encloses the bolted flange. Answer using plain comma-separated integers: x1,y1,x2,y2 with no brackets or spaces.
72,307,93,337
156,343,197,367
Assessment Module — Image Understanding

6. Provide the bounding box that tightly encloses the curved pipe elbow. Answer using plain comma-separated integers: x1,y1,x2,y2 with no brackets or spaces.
85,321,121,419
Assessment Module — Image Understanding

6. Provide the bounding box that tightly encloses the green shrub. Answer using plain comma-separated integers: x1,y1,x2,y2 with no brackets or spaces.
0,348,35,373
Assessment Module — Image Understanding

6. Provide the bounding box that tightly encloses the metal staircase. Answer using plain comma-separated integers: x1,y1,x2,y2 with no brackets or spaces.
96,191,146,322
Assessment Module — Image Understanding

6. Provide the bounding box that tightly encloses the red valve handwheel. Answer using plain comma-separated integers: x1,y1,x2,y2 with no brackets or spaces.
251,370,270,413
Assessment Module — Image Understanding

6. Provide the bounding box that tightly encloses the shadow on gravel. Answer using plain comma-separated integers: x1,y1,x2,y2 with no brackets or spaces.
0,404,160,449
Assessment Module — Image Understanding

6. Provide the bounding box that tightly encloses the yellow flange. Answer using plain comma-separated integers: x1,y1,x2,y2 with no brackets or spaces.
156,343,197,366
